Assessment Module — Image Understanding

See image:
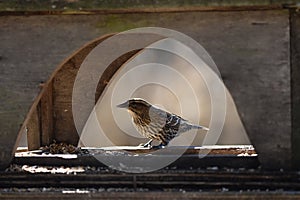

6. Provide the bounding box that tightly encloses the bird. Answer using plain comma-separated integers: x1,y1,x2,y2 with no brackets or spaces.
117,98,209,149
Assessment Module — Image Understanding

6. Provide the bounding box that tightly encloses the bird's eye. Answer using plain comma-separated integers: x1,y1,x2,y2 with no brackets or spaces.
130,104,136,109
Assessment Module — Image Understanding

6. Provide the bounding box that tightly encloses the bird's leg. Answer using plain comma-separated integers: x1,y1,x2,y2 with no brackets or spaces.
139,139,153,148
143,139,153,147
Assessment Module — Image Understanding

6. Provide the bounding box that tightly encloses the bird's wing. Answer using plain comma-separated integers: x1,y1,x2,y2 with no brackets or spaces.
165,112,181,127
148,106,169,131
160,112,182,141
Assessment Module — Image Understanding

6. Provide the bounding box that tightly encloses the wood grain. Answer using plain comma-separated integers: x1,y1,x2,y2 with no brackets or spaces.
0,10,295,170
52,34,115,145
26,107,40,150
95,49,141,102
291,9,300,169
40,82,53,146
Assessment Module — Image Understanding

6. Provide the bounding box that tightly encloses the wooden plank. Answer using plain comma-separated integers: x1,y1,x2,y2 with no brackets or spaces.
291,9,300,169
52,61,79,145
26,107,40,151
0,0,297,13
0,5,285,16
215,10,291,169
3,191,300,200
40,82,54,146
2,170,300,191
52,34,115,145
13,155,259,169
1,192,300,200
13,146,259,169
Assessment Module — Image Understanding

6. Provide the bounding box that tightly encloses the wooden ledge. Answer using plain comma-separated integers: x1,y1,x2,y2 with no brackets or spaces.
13,145,259,169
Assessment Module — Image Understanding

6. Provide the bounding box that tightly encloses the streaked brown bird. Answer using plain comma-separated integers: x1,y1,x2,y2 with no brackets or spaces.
117,98,209,149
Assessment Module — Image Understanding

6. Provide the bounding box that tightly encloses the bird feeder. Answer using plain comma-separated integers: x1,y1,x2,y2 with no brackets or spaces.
3,18,297,170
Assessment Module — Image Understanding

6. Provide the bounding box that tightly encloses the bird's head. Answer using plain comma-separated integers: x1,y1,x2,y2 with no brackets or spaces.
117,98,151,116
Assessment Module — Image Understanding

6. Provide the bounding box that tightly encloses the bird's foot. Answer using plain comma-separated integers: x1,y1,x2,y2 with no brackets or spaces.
138,143,152,148
138,139,153,148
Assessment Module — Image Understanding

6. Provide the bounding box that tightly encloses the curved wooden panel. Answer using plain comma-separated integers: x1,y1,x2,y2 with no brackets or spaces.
22,34,116,151
6,34,120,158
16,33,143,154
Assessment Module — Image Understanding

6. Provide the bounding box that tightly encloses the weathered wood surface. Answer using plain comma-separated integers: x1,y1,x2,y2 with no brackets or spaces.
291,10,300,169
95,50,141,102
40,82,53,146
53,36,149,145
43,34,117,147
52,35,115,145
2,171,300,190
3,163,300,199
26,107,40,151
1,192,300,200
0,33,115,168
205,11,291,169
0,10,294,169
2,192,300,200
13,146,259,169
0,0,298,12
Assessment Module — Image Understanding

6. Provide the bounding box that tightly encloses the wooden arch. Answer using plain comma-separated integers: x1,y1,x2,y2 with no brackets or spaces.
2,33,259,170
2,31,289,171
12,33,141,160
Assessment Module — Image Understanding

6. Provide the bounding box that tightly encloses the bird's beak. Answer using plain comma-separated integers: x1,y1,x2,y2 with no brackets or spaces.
117,101,128,108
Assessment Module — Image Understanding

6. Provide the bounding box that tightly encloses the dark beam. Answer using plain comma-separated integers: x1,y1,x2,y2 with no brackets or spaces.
291,9,300,169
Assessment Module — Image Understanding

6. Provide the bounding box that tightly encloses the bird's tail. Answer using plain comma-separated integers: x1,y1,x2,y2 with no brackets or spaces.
191,124,209,131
